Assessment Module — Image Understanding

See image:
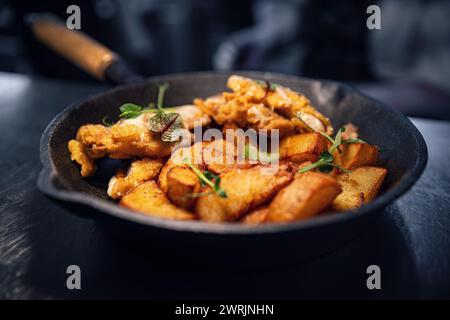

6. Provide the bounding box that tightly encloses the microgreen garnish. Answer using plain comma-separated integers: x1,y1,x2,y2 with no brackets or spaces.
117,84,183,142
298,127,366,174
147,83,183,142
184,160,227,198
118,102,180,120
298,151,349,174
119,103,144,119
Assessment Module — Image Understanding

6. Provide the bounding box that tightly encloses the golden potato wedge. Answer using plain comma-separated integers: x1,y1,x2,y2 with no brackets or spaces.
241,206,269,225
158,142,205,193
195,165,293,222
166,166,201,209
334,143,379,170
267,172,342,223
202,138,256,174
120,181,195,220
68,139,95,177
290,161,314,177
279,133,328,163
107,158,164,199
331,166,387,212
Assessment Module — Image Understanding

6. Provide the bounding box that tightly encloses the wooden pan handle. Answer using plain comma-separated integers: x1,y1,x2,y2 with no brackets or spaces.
30,14,118,80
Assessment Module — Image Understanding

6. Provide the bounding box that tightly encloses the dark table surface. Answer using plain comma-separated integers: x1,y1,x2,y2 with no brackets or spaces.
0,71,449,300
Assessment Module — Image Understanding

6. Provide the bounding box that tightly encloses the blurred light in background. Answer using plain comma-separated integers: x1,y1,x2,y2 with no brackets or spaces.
0,0,449,119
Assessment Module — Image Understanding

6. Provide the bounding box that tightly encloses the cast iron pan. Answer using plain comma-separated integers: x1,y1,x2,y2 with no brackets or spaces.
34,15,427,267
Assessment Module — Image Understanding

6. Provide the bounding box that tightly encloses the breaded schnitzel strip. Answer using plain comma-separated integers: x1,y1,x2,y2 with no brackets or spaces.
107,158,164,199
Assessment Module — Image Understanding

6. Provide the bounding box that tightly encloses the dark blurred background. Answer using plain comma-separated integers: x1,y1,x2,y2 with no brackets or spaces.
1,0,450,120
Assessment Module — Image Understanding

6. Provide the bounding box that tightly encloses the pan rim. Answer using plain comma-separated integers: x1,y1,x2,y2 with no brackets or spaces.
38,71,428,235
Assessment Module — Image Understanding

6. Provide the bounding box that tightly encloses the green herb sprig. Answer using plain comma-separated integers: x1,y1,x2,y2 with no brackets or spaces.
298,127,365,174
117,84,183,142
118,103,180,119
119,103,147,119
184,160,227,198
147,84,183,142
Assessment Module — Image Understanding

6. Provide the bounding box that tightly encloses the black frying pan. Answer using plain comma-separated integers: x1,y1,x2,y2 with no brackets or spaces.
34,15,427,267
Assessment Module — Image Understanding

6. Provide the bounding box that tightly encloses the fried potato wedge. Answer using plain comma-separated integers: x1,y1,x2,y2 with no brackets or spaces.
203,138,256,174
120,181,195,220
166,166,201,209
68,139,95,177
331,166,387,212
195,165,293,222
107,158,164,199
158,142,205,193
334,143,379,170
241,206,269,225
267,172,342,222
279,133,328,163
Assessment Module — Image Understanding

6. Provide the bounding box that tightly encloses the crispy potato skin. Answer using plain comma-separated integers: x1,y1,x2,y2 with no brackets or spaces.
267,172,342,222
241,206,270,225
331,166,387,212
68,139,95,177
279,133,328,163
334,143,379,170
195,165,293,222
107,158,164,199
120,181,195,220
166,166,201,209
